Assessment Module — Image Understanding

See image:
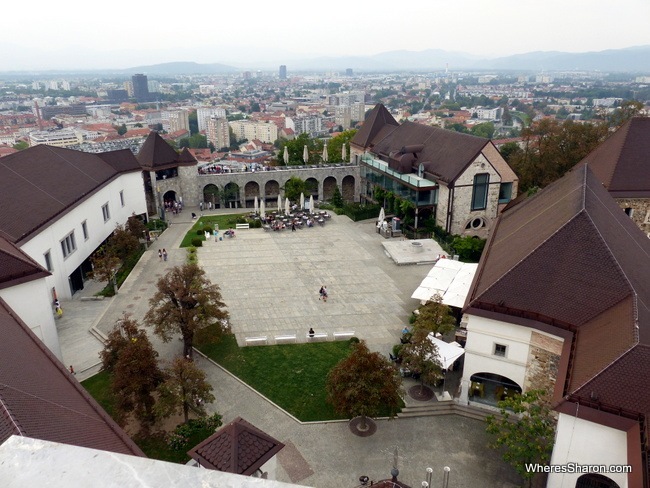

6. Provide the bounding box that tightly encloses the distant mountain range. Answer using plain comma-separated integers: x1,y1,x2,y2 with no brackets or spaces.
3,46,650,75
118,45,650,74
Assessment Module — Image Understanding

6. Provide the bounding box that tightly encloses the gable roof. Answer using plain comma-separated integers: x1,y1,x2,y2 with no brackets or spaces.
0,236,49,290
465,164,650,416
0,298,144,457
370,121,490,184
581,117,650,197
187,417,284,475
0,145,141,244
136,131,196,171
350,104,399,149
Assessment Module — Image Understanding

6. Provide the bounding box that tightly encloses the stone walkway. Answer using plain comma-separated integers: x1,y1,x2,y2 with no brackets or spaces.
57,207,521,487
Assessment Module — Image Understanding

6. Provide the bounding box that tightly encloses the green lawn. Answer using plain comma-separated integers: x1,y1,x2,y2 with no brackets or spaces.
180,213,249,247
81,370,116,419
198,334,353,421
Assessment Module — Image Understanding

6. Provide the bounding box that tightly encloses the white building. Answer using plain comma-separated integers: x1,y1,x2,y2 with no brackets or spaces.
29,129,83,148
197,106,227,133
206,116,230,150
229,120,278,144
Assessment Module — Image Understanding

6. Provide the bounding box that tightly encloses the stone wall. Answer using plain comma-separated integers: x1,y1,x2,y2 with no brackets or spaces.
523,331,563,399
615,197,650,235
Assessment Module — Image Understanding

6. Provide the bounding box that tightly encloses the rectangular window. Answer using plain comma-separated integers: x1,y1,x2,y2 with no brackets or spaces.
60,231,77,259
494,343,507,357
120,190,125,207
102,203,110,222
82,220,88,240
471,173,489,211
498,182,513,204
44,251,53,272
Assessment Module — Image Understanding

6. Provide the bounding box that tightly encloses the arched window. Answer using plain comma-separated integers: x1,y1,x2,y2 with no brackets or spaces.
575,473,620,488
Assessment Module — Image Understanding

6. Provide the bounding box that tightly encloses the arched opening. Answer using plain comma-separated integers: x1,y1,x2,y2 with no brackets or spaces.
224,182,240,208
342,175,355,202
469,372,522,406
323,176,337,201
576,473,620,488
244,181,260,208
305,178,319,199
203,184,220,209
163,190,177,205
264,180,280,205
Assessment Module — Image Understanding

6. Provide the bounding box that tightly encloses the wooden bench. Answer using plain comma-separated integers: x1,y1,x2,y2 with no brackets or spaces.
332,331,355,340
244,336,267,345
235,223,250,230
275,334,297,343
307,332,328,341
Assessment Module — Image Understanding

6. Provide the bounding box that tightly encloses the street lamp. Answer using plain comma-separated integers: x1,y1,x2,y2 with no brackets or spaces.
442,466,451,488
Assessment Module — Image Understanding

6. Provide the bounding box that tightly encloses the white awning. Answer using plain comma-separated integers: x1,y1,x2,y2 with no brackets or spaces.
411,259,478,308
427,333,465,370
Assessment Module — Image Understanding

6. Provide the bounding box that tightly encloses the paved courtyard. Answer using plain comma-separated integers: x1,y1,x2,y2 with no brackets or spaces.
56,208,521,487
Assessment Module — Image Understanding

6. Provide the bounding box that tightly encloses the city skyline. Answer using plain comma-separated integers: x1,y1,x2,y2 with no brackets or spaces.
1,0,649,71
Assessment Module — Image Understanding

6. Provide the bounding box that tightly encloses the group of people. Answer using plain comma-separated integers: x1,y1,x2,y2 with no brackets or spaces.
158,249,168,261
164,200,183,216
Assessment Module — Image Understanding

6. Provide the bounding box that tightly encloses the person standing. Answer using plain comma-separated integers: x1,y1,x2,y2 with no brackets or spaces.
319,286,324,300
309,327,315,338
162,249,168,261
322,286,328,302
158,249,162,261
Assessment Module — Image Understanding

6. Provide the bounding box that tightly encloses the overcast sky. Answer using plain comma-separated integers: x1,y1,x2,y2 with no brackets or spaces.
1,0,649,71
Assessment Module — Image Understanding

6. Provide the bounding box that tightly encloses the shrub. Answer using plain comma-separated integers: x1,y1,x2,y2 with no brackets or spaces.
248,219,262,228
187,247,197,254
191,237,203,247
451,235,486,262
202,225,213,234
196,229,204,236
348,336,360,344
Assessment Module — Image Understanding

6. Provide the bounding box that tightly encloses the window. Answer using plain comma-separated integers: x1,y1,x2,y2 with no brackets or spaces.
120,190,125,207
44,251,53,272
494,343,507,357
82,220,88,240
102,203,110,222
471,173,489,211
498,182,512,204
60,232,76,259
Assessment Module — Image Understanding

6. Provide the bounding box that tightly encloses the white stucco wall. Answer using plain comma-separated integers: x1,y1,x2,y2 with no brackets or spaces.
548,413,629,488
19,172,146,299
0,278,62,360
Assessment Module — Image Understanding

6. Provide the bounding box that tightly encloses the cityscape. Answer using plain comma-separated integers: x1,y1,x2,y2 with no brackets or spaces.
1,20,650,488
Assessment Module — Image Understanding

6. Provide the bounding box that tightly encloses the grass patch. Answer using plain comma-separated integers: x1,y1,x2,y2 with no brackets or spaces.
81,370,116,419
180,214,249,248
198,334,353,421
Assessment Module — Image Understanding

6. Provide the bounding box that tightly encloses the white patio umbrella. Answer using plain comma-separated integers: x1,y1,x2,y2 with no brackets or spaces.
309,194,314,212
300,192,305,210
303,145,309,164
254,196,259,214
342,143,347,162
277,194,282,212
322,143,328,162
283,146,289,165
260,199,265,218
285,197,291,214
378,207,385,225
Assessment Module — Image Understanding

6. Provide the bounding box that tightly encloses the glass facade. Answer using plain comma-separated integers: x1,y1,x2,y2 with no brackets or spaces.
361,155,437,207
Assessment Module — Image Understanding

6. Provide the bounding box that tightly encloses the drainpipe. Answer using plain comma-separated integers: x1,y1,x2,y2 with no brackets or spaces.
446,185,454,234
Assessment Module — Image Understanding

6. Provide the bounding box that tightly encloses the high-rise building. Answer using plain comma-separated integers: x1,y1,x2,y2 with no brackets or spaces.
206,116,230,150
345,68,353,77
279,65,287,79
164,109,190,134
131,74,151,102
335,105,352,130
197,107,227,133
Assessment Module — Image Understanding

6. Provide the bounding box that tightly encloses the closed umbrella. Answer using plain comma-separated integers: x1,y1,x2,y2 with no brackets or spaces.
254,196,259,214
285,197,291,215
260,199,265,218
309,194,314,212
303,145,309,164
300,192,305,210
378,207,385,225
342,143,347,162
283,146,289,166
322,143,328,162
277,194,282,212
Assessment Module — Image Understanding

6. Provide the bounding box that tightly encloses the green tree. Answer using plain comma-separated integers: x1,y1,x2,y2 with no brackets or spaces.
486,390,556,488
498,141,523,164
282,176,311,203
188,110,198,134
470,122,495,139
106,225,140,261
327,130,357,162
607,100,645,129
412,294,457,336
326,340,403,431
125,213,147,241
90,249,121,293
156,356,216,423
451,235,486,262
115,123,127,136
144,263,230,358
331,185,344,207
12,141,28,150
100,315,164,429
399,327,443,395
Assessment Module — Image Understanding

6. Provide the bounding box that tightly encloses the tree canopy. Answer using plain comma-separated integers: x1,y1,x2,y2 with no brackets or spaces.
326,340,403,430
144,263,229,358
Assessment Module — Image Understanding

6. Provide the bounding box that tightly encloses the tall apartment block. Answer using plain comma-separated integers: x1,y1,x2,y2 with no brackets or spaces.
132,74,151,102
279,65,287,79
206,116,230,150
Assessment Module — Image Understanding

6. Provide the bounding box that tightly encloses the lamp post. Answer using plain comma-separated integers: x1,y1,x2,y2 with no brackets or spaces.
442,467,451,488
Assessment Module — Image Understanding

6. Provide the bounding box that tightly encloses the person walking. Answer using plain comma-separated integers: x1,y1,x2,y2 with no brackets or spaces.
162,249,168,261
158,249,162,261
322,286,328,302
319,286,324,300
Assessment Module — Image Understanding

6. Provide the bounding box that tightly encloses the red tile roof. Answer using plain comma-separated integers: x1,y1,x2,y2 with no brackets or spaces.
188,417,284,475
